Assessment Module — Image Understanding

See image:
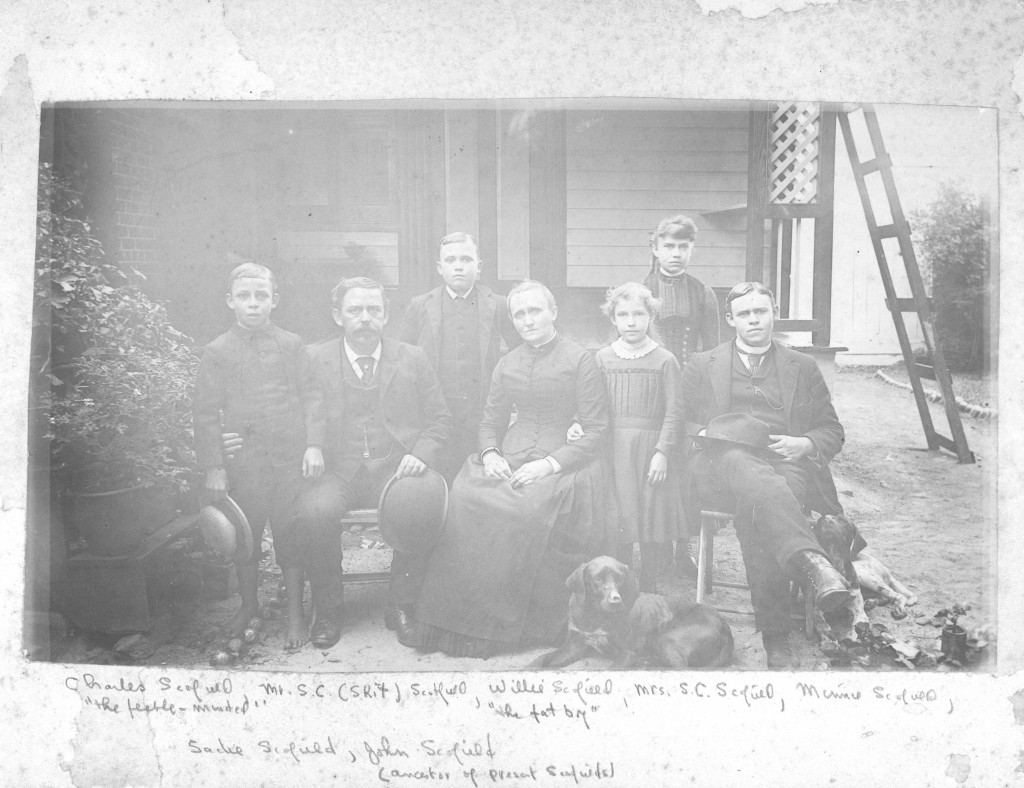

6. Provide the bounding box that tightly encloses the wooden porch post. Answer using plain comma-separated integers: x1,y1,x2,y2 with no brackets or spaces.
529,110,567,288
397,109,447,297
476,110,499,285
811,108,838,346
745,106,770,283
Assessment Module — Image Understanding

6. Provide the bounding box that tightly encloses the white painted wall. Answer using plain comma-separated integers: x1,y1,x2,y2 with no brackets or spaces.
830,105,998,365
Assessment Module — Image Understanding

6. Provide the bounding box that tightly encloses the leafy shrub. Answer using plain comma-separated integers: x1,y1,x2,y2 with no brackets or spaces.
36,165,199,492
910,184,991,372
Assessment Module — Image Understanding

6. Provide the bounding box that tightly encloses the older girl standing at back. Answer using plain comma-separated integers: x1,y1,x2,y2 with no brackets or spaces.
643,214,720,576
595,282,687,593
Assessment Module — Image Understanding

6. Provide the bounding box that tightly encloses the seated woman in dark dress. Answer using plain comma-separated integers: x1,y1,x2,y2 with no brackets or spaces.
406,280,610,657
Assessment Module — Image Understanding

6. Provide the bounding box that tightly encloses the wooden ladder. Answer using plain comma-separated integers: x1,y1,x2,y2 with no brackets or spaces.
837,104,974,464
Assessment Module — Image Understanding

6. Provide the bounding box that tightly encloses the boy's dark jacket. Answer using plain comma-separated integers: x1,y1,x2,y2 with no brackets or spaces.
193,323,325,470
398,283,519,410
306,336,453,480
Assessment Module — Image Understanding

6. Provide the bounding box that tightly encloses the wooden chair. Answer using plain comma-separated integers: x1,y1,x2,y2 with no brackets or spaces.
696,508,815,639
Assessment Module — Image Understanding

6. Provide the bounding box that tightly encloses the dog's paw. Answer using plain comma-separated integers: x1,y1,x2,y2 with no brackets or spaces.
890,604,908,620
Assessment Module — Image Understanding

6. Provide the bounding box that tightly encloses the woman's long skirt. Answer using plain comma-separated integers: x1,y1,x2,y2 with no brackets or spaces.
411,455,606,657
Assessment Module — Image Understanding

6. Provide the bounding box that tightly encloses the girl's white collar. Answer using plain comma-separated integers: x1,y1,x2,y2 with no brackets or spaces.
611,336,659,359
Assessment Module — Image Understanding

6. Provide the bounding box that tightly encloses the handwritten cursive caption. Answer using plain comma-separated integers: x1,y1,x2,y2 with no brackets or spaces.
61,671,956,783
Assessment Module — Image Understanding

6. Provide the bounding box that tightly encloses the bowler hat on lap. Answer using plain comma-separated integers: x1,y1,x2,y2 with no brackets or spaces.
694,413,784,461
378,468,449,554
198,495,254,563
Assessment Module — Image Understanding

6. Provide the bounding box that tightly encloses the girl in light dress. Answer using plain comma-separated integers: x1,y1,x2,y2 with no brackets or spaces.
594,282,688,592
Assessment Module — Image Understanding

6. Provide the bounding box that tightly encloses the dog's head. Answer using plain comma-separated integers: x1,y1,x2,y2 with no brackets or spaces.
812,513,867,586
566,556,639,615
813,514,870,641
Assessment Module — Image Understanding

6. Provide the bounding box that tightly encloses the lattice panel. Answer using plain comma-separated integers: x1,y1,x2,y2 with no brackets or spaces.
769,103,820,204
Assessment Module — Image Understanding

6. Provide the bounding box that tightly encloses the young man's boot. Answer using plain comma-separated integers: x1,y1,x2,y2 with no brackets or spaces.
789,550,855,613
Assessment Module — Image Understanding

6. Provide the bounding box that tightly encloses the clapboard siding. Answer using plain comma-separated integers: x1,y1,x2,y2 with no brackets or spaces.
568,170,748,192
568,110,750,130
568,209,746,230
566,109,750,290
567,228,745,248
567,263,734,289
568,190,745,211
570,127,749,152
568,151,748,172
569,246,746,270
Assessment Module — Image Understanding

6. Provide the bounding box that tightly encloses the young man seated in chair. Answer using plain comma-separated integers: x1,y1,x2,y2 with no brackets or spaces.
681,281,855,670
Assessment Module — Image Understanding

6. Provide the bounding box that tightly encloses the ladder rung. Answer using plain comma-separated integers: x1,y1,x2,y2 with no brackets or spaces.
855,154,891,175
876,224,901,239
886,297,932,313
913,363,936,381
933,433,958,453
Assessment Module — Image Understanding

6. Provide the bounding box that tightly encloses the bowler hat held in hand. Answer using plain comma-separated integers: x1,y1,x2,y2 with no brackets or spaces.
695,413,783,460
378,468,449,554
198,495,254,563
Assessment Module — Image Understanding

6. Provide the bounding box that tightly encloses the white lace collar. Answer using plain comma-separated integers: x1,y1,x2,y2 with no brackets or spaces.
611,337,659,360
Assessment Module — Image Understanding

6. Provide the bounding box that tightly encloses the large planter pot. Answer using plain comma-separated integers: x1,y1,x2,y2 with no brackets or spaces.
67,483,178,557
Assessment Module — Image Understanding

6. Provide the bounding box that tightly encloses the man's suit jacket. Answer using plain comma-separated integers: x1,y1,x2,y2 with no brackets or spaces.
398,284,520,412
681,338,844,511
307,336,453,479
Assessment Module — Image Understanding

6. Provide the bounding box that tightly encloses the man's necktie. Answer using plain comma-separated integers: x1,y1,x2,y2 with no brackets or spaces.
747,354,763,376
357,356,375,383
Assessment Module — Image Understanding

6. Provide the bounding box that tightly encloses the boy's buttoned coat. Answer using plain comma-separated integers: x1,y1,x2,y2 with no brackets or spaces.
398,284,519,412
193,323,325,471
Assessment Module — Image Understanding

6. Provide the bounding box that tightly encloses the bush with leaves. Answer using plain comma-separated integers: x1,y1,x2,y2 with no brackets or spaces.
35,165,199,492
910,183,991,373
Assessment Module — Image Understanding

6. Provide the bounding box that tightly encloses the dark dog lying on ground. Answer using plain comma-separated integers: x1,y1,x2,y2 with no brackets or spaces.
528,556,733,670
812,514,919,640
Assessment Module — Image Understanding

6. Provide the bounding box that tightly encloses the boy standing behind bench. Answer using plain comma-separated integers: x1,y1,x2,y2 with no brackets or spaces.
193,262,325,649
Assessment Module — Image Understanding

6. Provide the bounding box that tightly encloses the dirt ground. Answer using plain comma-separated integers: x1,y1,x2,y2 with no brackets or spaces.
56,368,996,673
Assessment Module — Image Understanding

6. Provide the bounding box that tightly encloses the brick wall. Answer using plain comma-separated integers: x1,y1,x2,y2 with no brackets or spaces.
103,110,158,278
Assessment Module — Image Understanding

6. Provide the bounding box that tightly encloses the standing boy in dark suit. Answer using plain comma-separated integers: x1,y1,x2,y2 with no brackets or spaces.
298,277,452,647
193,263,325,650
681,281,855,670
398,232,519,482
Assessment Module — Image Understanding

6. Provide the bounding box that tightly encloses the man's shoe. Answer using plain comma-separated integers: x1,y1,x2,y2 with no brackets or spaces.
396,618,422,648
791,550,856,614
309,609,343,649
762,631,799,670
385,604,414,632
